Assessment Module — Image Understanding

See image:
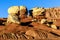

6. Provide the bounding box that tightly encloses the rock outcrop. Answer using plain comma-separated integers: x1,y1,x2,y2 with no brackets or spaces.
0,6,60,40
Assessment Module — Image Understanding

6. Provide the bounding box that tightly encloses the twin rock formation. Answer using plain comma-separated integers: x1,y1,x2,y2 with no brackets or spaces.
7,6,60,29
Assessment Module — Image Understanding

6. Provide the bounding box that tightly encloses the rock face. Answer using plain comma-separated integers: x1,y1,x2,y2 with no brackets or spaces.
45,7,60,27
25,30,47,39
29,7,45,19
0,6,60,40
45,8,60,19
19,6,28,19
7,6,28,24
7,6,20,24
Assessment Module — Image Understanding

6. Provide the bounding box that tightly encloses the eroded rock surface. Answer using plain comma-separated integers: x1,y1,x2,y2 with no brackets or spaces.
0,7,60,40
0,18,60,40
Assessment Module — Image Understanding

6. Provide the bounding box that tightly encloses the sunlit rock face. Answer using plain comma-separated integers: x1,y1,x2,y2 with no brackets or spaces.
45,7,60,19
29,7,60,20
45,7,60,26
19,6,28,19
7,6,28,24
7,6,20,24
29,7,45,18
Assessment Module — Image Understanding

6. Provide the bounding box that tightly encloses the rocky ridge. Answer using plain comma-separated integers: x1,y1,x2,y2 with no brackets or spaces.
0,7,60,40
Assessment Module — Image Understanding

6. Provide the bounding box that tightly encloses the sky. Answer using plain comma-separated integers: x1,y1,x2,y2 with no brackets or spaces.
0,0,60,18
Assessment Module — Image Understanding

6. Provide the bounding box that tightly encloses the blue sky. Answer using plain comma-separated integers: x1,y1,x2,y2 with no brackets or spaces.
0,0,60,18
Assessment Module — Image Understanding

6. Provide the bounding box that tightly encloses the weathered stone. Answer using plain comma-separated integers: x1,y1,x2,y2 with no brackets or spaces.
51,24,57,29
7,6,20,24
40,19,47,24
45,7,60,19
25,30,40,39
0,6,60,40
19,6,28,19
32,7,45,18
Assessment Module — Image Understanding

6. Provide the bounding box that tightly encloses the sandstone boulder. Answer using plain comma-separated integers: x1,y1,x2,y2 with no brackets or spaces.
7,6,20,24
33,7,45,17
